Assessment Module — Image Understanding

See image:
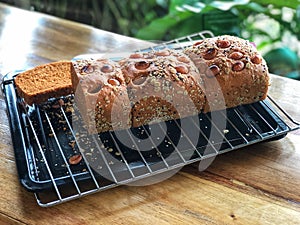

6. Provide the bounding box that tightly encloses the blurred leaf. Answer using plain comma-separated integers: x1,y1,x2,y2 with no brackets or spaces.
251,0,299,9
144,11,157,23
156,0,169,8
91,0,102,28
55,0,67,18
295,6,300,39
257,40,273,49
169,0,199,13
136,12,192,40
136,2,196,40
209,0,249,11
235,2,267,15
166,12,204,38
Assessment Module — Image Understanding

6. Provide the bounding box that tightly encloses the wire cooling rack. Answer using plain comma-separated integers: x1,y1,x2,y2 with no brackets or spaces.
2,31,300,207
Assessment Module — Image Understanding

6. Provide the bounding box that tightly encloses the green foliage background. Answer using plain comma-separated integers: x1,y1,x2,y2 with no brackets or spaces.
1,0,300,78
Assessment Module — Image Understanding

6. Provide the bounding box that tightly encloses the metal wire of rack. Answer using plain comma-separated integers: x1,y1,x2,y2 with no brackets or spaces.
1,31,300,207
25,96,300,206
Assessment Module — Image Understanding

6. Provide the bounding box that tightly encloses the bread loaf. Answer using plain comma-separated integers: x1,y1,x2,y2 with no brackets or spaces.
14,61,74,105
14,35,270,134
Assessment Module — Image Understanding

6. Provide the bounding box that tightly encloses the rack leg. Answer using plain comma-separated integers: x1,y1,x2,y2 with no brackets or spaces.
198,157,216,172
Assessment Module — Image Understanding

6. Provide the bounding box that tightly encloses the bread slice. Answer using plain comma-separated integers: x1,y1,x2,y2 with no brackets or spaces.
15,61,74,105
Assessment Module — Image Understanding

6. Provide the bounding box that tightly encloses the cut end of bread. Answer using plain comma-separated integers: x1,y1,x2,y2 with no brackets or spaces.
15,61,74,105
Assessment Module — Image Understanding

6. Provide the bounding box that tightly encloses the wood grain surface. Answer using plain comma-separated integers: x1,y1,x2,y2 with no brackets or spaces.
0,3,299,225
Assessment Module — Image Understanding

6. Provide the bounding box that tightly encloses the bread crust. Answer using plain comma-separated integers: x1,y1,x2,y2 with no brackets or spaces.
72,58,131,133
120,50,206,127
184,35,269,112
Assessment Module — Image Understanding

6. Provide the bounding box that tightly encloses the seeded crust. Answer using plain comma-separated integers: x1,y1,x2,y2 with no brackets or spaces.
72,58,131,133
184,35,270,112
120,49,206,127
14,61,74,105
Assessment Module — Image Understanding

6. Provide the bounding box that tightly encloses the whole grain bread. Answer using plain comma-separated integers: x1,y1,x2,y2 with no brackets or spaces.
14,35,270,133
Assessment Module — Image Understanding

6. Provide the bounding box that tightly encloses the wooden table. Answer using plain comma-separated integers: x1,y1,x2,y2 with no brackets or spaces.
0,3,300,225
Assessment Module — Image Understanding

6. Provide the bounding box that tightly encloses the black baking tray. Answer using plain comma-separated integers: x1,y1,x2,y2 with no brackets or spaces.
1,71,291,193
